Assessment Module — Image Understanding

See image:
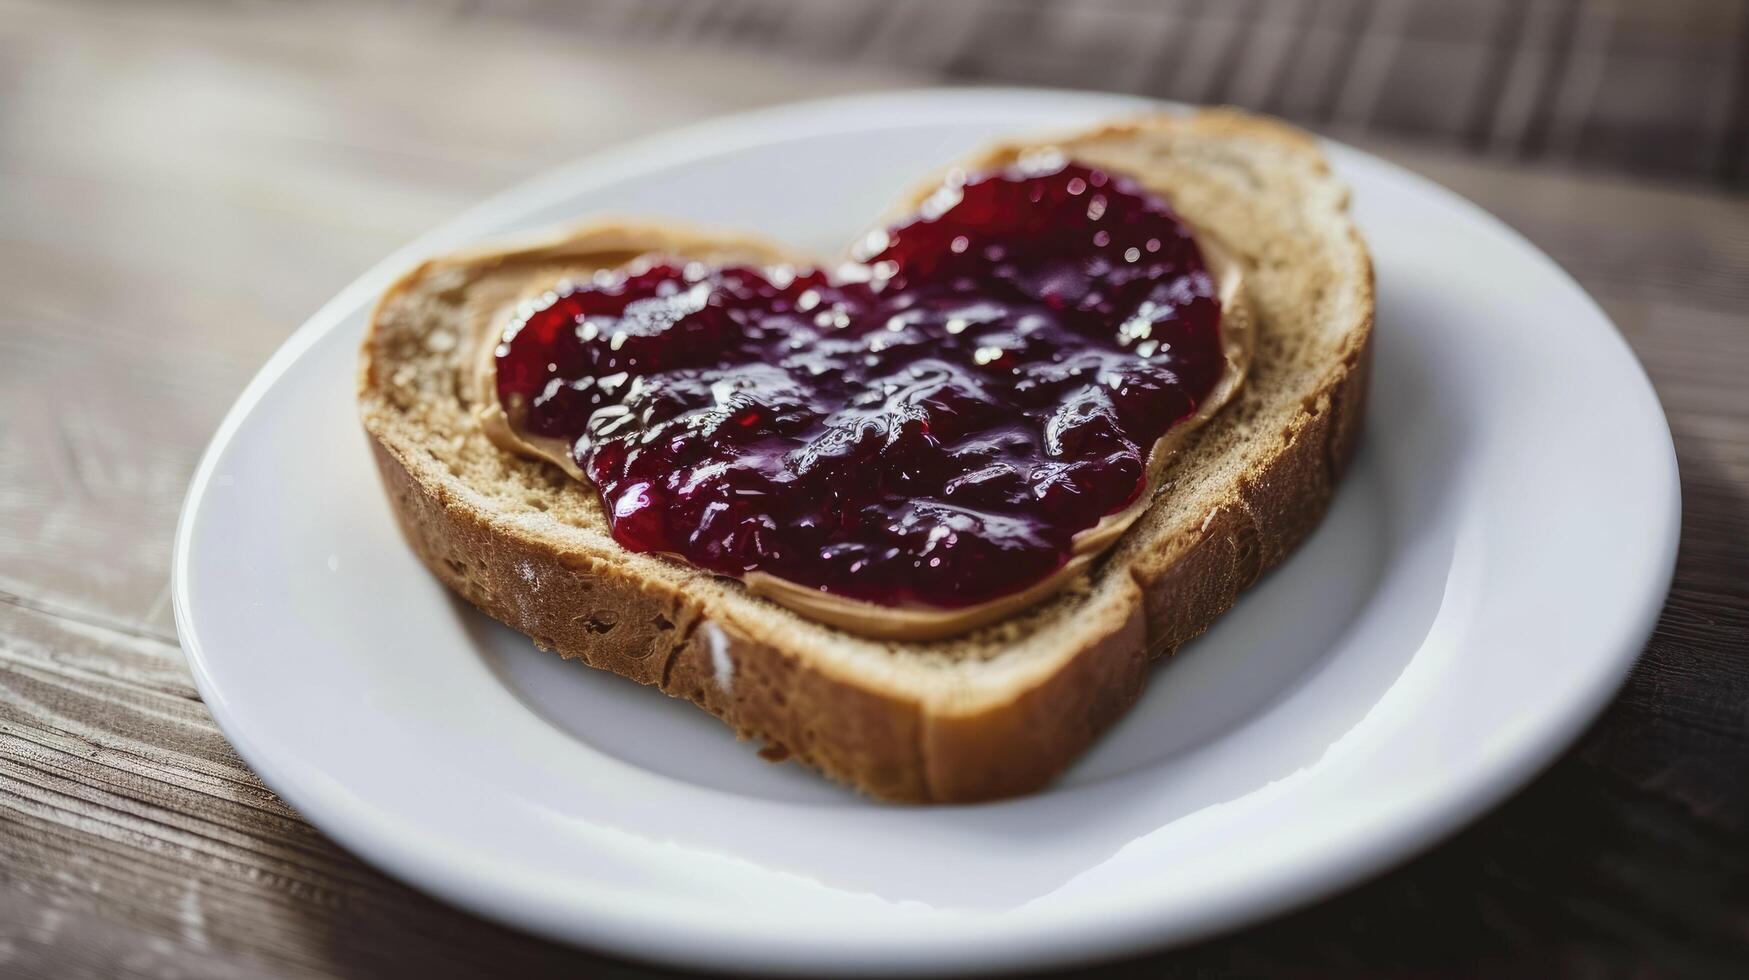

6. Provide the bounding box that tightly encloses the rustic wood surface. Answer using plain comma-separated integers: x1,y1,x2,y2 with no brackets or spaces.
540,0,1749,187
2,1,1746,976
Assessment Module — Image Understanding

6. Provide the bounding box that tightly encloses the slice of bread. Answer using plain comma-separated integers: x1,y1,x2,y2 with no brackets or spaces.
358,109,1373,803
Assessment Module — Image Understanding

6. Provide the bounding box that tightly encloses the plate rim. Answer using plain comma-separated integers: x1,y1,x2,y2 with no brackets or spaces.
173,87,1681,974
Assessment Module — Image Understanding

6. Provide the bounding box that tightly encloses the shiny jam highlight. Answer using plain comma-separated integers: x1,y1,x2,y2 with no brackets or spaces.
494,161,1225,608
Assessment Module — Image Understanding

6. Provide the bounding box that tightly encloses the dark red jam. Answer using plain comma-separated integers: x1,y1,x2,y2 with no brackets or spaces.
495,161,1226,609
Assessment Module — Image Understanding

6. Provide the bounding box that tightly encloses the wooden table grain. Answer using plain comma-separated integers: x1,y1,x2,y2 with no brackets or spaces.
2,2,1746,977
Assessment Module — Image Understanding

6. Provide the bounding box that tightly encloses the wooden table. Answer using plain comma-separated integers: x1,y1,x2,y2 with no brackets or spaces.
3,2,1745,976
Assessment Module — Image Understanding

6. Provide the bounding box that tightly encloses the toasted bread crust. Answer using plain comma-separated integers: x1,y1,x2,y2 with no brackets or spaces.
360,109,1374,802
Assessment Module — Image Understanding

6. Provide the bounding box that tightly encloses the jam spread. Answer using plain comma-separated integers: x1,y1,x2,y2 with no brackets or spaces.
493,161,1228,610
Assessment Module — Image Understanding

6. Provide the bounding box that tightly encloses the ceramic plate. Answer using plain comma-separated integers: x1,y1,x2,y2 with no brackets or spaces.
174,89,1678,975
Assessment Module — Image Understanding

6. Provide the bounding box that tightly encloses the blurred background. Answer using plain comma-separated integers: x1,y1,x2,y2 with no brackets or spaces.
3,1,1747,977
494,0,1749,181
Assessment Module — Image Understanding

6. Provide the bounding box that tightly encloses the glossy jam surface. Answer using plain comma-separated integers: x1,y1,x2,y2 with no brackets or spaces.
495,162,1225,608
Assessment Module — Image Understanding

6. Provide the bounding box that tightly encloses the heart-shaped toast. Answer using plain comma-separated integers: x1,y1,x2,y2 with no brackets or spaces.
475,158,1251,639
361,111,1371,801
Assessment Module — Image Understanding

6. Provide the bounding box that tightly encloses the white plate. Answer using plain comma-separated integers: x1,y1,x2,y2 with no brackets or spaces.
174,89,1678,975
